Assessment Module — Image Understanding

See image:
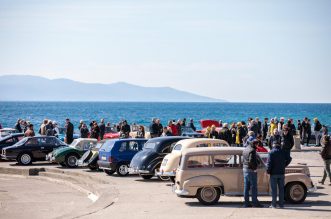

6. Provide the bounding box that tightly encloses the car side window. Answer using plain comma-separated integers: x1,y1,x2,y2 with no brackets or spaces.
213,154,233,167
186,155,212,168
5,138,14,143
119,142,128,152
129,141,139,151
82,142,93,150
26,138,38,146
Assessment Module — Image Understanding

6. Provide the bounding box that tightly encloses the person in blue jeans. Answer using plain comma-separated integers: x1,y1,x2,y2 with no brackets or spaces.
242,140,263,208
267,139,292,208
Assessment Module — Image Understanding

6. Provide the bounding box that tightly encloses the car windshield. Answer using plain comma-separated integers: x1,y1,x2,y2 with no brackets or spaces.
12,137,29,146
181,127,195,133
100,141,115,152
70,139,80,148
143,141,159,150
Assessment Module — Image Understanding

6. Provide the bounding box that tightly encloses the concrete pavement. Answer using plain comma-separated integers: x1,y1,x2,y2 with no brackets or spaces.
0,150,330,219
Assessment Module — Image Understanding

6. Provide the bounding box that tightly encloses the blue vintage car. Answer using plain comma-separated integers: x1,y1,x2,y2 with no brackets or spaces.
97,138,148,176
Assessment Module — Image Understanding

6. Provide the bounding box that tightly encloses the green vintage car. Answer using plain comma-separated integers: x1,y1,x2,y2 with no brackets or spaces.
49,138,98,168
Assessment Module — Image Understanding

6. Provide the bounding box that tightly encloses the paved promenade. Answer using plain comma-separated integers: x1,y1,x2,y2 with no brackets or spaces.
0,149,330,219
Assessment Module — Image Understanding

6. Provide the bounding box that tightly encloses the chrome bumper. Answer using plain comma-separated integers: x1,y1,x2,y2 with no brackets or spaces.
156,171,175,177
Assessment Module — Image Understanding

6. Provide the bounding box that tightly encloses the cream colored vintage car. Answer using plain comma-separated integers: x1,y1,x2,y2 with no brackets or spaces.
157,138,229,182
174,147,316,205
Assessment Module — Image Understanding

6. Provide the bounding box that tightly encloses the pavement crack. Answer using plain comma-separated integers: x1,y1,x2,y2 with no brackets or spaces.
70,202,115,219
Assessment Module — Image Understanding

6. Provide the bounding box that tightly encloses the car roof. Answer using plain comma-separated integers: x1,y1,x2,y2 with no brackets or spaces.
73,138,98,142
0,128,16,131
176,138,229,148
147,136,189,143
182,147,244,156
105,138,148,143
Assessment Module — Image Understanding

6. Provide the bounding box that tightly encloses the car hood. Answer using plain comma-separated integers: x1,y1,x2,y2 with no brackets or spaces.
53,146,79,157
130,149,158,169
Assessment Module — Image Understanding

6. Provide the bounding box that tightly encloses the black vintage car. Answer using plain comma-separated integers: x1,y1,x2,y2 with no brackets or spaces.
129,136,189,180
0,133,25,152
1,136,67,165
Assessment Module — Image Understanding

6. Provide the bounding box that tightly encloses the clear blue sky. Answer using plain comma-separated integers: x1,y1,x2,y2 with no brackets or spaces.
0,0,330,102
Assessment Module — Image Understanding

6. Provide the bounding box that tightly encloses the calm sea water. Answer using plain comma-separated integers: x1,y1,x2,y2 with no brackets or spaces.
0,102,331,130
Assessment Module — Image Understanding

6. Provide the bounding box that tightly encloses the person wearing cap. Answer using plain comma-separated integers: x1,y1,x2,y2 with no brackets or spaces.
314,118,322,146
319,135,331,185
281,125,294,159
242,139,263,208
65,118,74,144
24,124,35,137
267,136,292,208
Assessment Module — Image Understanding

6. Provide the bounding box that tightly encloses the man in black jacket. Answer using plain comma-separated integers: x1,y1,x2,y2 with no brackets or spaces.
267,139,292,208
281,126,294,157
314,118,322,146
242,140,263,208
65,118,74,144
262,118,269,141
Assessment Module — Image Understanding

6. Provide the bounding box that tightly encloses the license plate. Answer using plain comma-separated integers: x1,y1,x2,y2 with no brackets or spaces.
101,156,107,161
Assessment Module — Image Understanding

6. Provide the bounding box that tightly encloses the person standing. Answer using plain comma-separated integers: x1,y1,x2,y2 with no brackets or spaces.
168,120,178,136
99,118,106,140
301,118,308,145
219,123,232,145
268,129,281,150
236,122,246,147
65,118,74,144
120,120,130,138
278,117,285,135
281,126,294,158
313,118,322,146
318,135,331,185
188,119,196,131
156,119,163,137
297,120,302,138
176,119,183,136
80,123,89,138
230,123,237,146
269,118,277,137
306,119,312,146
24,124,35,137
149,118,159,138
45,121,55,136
267,138,292,208
136,126,145,138
15,119,22,133
39,119,48,135
262,118,269,142
255,117,262,135
210,125,219,139
242,140,263,208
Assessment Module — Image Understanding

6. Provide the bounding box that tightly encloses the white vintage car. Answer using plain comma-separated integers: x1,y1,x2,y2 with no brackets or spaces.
174,147,317,205
157,138,229,182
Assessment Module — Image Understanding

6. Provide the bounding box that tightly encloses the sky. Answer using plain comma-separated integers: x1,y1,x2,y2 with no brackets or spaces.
0,0,330,103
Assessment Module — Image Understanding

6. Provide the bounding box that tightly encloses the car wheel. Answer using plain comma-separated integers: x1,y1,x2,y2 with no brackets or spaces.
197,187,221,205
140,174,153,180
104,169,115,175
170,176,176,183
59,162,66,167
65,154,79,168
18,153,32,165
116,164,129,176
285,182,307,204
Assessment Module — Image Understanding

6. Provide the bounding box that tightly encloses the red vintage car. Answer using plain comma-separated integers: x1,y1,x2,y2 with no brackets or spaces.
199,120,222,134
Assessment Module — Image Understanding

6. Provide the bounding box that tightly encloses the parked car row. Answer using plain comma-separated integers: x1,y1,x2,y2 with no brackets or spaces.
0,135,316,206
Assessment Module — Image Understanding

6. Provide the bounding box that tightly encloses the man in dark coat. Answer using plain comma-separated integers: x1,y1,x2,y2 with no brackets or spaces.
149,118,159,138
281,126,294,157
99,118,106,140
15,119,22,133
267,138,292,208
65,118,74,144
262,118,269,141
219,123,232,145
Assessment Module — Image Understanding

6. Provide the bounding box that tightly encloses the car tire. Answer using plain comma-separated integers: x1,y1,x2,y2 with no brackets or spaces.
197,187,221,205
140,174,153,180
116,164,129,176
104,169,115,175
59,162,66,167
285,182,307,204
65,154,79,168
170,176,176,183
18,153,32,165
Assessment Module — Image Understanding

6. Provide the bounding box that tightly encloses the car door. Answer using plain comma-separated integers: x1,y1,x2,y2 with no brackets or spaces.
24,138,42,158
118,141,139,162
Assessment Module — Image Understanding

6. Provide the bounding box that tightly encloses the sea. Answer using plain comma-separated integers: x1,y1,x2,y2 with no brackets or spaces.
0,102,331,130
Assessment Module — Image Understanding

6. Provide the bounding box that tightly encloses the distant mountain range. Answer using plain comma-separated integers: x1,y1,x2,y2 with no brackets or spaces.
0,75,225,102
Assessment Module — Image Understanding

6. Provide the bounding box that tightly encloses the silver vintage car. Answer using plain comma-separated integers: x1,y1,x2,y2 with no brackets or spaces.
174,147,316,205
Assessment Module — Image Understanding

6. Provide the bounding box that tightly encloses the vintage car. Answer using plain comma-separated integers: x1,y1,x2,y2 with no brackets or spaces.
1,136,67,165
157,138,229,182
0,128,19,138
77,140,105,170
174,147,316,205
129,136,189,180
181,127,204,138
0,133,25,152
97,139,147,176
48,138,97,168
